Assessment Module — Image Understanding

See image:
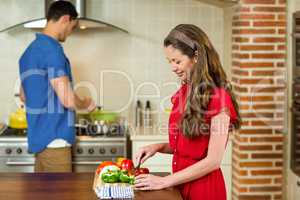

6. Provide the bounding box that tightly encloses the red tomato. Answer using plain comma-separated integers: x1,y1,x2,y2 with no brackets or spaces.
120,159,134,171
96,161,118,175
135,168,150,176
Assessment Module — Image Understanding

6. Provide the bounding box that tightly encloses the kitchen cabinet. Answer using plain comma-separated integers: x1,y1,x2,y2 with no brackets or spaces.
288,171,300,200
131,131,232,200
221,140,232,200
131,134,173,173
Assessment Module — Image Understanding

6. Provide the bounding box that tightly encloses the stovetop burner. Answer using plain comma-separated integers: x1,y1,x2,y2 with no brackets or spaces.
0,124,127,138
0,127,27,137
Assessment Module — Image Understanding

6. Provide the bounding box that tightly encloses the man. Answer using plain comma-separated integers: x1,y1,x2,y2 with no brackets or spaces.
19,1,96,172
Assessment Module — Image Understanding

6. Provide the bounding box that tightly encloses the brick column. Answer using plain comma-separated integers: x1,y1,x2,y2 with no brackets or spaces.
231,0,286,200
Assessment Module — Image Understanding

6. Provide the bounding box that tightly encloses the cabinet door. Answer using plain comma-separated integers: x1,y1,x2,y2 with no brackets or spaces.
222,140,232,165
132,140,172,173
296,178,300,199
221,165,232,200
289,172,300,200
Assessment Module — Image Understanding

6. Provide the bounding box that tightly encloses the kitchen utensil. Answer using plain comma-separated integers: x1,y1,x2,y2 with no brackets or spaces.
136,152,145,170
90,110,119,123
8,106,27,129
77,106,119,124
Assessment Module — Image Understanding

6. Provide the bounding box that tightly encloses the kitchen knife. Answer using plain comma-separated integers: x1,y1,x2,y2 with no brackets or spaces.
136,152,145,169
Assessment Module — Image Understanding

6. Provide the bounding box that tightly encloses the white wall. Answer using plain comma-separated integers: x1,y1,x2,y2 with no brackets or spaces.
0,0,228,127
223,6,234,78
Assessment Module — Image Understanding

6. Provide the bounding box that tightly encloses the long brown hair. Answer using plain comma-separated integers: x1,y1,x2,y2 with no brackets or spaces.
164,24,241,138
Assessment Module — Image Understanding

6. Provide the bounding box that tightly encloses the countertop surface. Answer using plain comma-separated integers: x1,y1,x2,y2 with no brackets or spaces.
0,173,182,200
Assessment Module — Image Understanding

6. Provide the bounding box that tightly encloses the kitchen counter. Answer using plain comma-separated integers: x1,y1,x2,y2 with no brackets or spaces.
0,173,182,200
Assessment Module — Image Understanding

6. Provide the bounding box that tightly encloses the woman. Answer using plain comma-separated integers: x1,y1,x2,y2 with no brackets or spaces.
134,24,241,200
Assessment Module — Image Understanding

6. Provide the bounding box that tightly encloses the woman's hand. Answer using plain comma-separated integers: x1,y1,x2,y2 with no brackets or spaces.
134,174,171,190
134,144,161,165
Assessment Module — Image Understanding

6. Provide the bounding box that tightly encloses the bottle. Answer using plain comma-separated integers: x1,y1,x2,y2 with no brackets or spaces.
144,101,152,128
135,100,142,127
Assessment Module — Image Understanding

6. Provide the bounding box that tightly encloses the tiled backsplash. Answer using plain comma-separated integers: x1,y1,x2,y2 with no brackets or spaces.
0,0,229,126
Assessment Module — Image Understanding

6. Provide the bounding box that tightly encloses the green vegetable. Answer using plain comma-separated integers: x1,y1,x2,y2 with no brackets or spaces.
128,176,135,185
119,171,135,185
101,170,120,183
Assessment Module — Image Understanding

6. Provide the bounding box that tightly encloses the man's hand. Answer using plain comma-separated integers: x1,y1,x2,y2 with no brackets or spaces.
74,94,96,113
82,97,96,113
50,76,96,112
19,86,26,103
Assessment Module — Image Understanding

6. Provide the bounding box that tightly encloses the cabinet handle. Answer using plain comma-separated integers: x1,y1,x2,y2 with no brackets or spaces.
72,161,102,165
6,161,35,166
297,181,300,187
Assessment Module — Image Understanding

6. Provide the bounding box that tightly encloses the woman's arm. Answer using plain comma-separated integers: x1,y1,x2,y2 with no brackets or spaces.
135,111,230,190
156,143,173,154
166,111,230,186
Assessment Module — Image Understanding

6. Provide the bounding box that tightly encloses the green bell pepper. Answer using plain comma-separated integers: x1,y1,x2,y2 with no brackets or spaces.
119,171,135,185
101,170,120,183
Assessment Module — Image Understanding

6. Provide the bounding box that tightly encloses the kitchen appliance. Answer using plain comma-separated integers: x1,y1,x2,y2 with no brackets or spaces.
89,108,119,123
76,107,124,137
0,0,129,33
8,105,27,129
291,11,300,176
75,117,125,137
0,121,128,172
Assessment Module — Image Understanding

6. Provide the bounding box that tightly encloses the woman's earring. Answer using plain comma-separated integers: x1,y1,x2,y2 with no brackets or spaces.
194,57,198,63
194,50,198,63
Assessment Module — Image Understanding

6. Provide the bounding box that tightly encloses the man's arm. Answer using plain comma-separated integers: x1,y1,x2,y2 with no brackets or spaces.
19,85,26,103
50,76,95,111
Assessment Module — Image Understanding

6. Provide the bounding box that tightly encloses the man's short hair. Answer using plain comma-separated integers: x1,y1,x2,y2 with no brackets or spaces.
46,1,78,22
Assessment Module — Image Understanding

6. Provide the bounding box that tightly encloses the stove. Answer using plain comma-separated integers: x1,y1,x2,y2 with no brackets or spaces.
0,123,128,172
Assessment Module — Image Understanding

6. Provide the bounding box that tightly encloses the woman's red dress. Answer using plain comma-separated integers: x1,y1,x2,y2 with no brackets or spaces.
168,84,238,200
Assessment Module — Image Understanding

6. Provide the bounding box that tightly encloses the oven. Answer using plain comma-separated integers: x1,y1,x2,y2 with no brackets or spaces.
0,138,35,172
72,137,127,172
0,128,128,172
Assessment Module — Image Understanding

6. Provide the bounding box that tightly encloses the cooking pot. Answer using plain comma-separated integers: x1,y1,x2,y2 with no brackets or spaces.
77,107,119,124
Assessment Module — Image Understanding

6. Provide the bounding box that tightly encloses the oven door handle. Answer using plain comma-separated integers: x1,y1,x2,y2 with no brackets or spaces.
6,160,35,166
72,161,103,165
